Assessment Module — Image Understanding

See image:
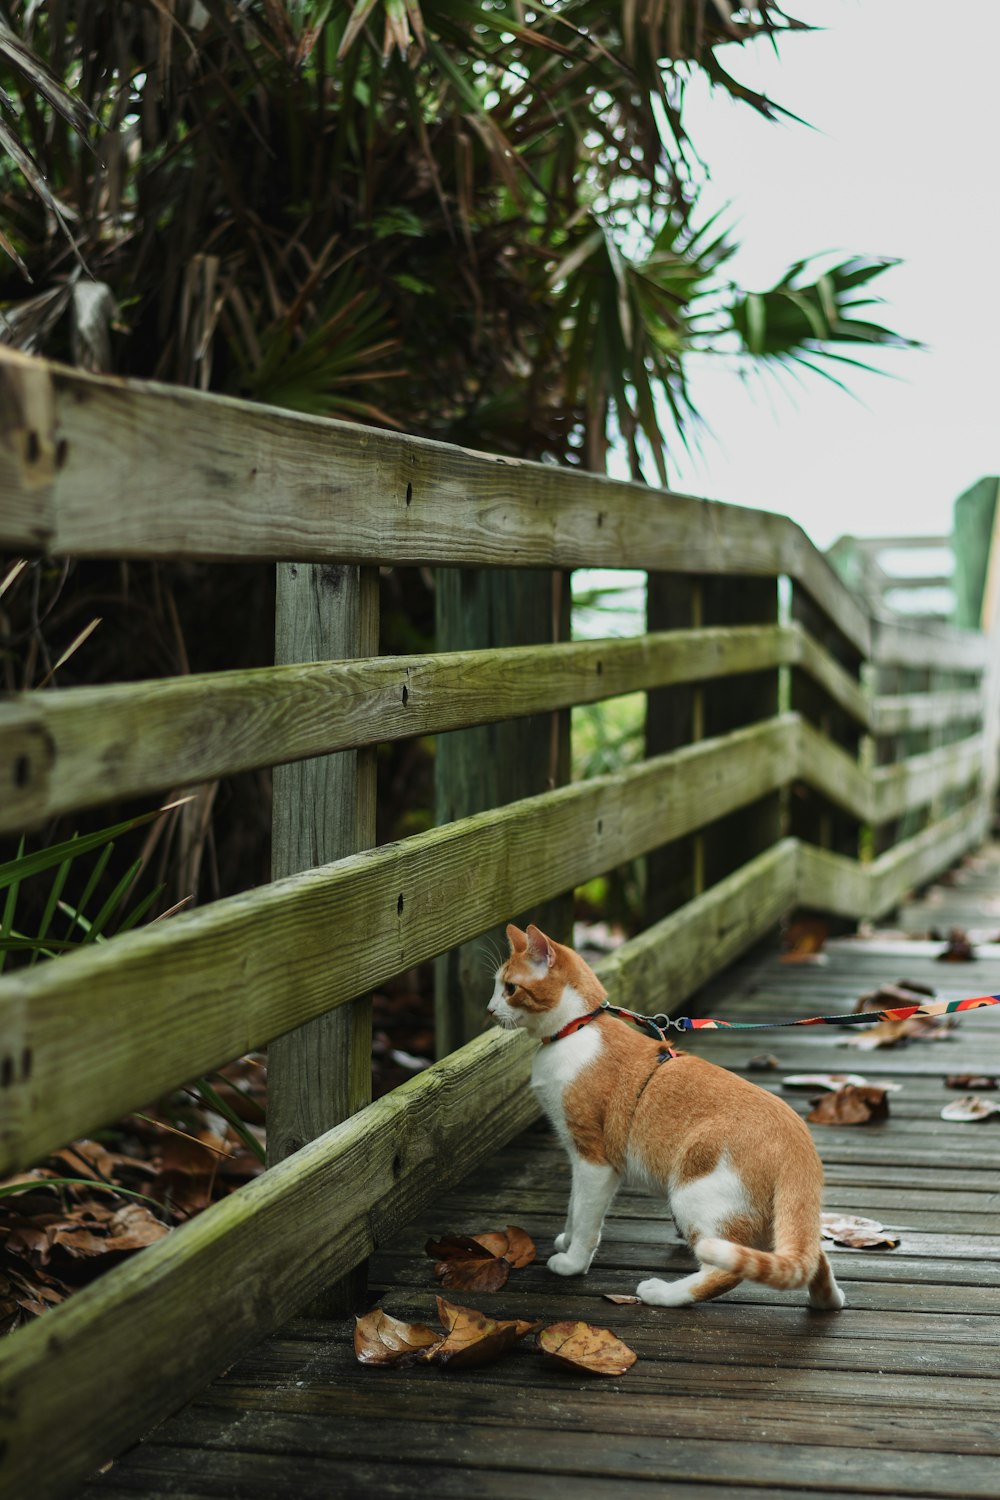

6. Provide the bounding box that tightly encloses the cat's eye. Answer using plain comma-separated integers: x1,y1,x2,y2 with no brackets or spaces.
503,981,517,997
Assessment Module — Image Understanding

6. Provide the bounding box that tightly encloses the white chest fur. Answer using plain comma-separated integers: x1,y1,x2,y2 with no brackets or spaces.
531,1026,603,1149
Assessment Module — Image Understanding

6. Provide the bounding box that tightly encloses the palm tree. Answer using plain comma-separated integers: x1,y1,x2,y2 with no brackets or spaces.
0,3,914,1040
0,2,909,461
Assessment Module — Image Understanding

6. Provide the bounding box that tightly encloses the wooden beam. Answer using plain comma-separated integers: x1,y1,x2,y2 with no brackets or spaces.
868,799,990,916
797,720,873,822
266,561,379,1315
797,842,869,919
599,840,799,1014
0,349,56,549
0,715,799,1175
872,735,983,823
793,625,872,730
873,619,987,673
798,799,989,919
0,834,806,1500
0,626,793,832
0,1025,538,1500
0,348,870,655
873,690,983,736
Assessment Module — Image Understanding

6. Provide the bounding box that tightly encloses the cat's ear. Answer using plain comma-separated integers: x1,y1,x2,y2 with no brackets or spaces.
506,923,528,953
525,924,555,968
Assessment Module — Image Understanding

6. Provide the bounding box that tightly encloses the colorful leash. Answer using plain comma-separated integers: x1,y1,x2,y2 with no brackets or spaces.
542,994,1000,1047
663,993,1000,1032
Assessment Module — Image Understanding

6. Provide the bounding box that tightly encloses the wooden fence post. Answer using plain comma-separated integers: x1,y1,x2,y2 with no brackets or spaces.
266,561,379,1317
699,576,783,888
434,568,571,1055
645,573,701,922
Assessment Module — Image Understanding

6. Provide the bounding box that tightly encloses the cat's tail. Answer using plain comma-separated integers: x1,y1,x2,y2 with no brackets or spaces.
694,1235,813,1290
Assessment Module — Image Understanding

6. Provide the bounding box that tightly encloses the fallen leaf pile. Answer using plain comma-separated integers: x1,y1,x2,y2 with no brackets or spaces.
425,1224,536,1292
821,1213,900,1250
355,1297,540,1370
0,1055,267,1334
940,1095,1000,1122
355,1297,636,1377
807,1085,891,1125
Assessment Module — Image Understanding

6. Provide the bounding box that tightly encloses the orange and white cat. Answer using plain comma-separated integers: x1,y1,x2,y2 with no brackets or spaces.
488,923,845,1310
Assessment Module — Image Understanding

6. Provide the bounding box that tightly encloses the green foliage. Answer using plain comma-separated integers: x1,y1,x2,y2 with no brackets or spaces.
0,806,170,970
0,1,911,478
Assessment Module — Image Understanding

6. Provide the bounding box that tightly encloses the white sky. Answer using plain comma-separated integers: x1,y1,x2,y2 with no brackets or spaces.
641,0,1000,551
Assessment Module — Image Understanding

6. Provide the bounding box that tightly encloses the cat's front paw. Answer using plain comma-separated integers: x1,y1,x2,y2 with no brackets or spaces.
553,1232,569,1252
547,1251,587,1277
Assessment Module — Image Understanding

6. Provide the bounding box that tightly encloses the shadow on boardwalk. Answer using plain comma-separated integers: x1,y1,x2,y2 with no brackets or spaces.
83,851,1000,1500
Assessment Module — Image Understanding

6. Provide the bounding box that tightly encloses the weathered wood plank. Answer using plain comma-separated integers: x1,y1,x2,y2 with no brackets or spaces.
798,799,989,917
0,1026,538,1500
0,626,793,832
797,719,872,821
86,1410,1000,1497
0,716,799,1174
266,561,378,1316
794,724,984,829
873,734,983,822
597,839,799,1014
0,348,872,655
181,1380,1000,1456
83,1452,765,1500
874,617,987,672
874,689,984,736
794,624,872,728
0,347,56,549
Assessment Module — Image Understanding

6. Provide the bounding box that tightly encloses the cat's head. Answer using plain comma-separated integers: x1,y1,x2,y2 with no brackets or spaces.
487,923,606,1039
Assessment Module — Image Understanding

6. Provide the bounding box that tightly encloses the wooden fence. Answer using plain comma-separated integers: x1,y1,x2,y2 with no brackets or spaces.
1,345,998,1499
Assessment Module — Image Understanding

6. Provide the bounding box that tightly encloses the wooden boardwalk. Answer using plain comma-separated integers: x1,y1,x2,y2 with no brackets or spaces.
83,856,1000,1500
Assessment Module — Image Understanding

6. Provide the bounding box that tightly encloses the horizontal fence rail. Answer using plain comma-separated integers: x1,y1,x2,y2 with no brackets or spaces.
2,349,869,648
1,345,999,1500
0,716,799,1175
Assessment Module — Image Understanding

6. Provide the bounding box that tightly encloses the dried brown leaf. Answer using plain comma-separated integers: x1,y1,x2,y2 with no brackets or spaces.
854,981,934,1014
537,1320,637,1376
781,917,829,960
940,1095,1000,1122
435,1255,510,1292
807,1085,890,1125
603,1293,642,1305
821,1213,900,1249
783,1072,868,1091
485,1225,536,1269
427,1298,534,1369
945,1074,998,1091
425,1234,495,1262
746,1053,781,1072
936,928,976,962
354,1307,440,1367
425,1225,535,1288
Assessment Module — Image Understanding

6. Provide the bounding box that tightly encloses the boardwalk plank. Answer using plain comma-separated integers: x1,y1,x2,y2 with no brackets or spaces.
80,849,1000,1500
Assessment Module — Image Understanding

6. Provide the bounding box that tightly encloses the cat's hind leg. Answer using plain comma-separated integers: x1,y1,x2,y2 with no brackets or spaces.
637,1266,743,1307
807,1248,846,1310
